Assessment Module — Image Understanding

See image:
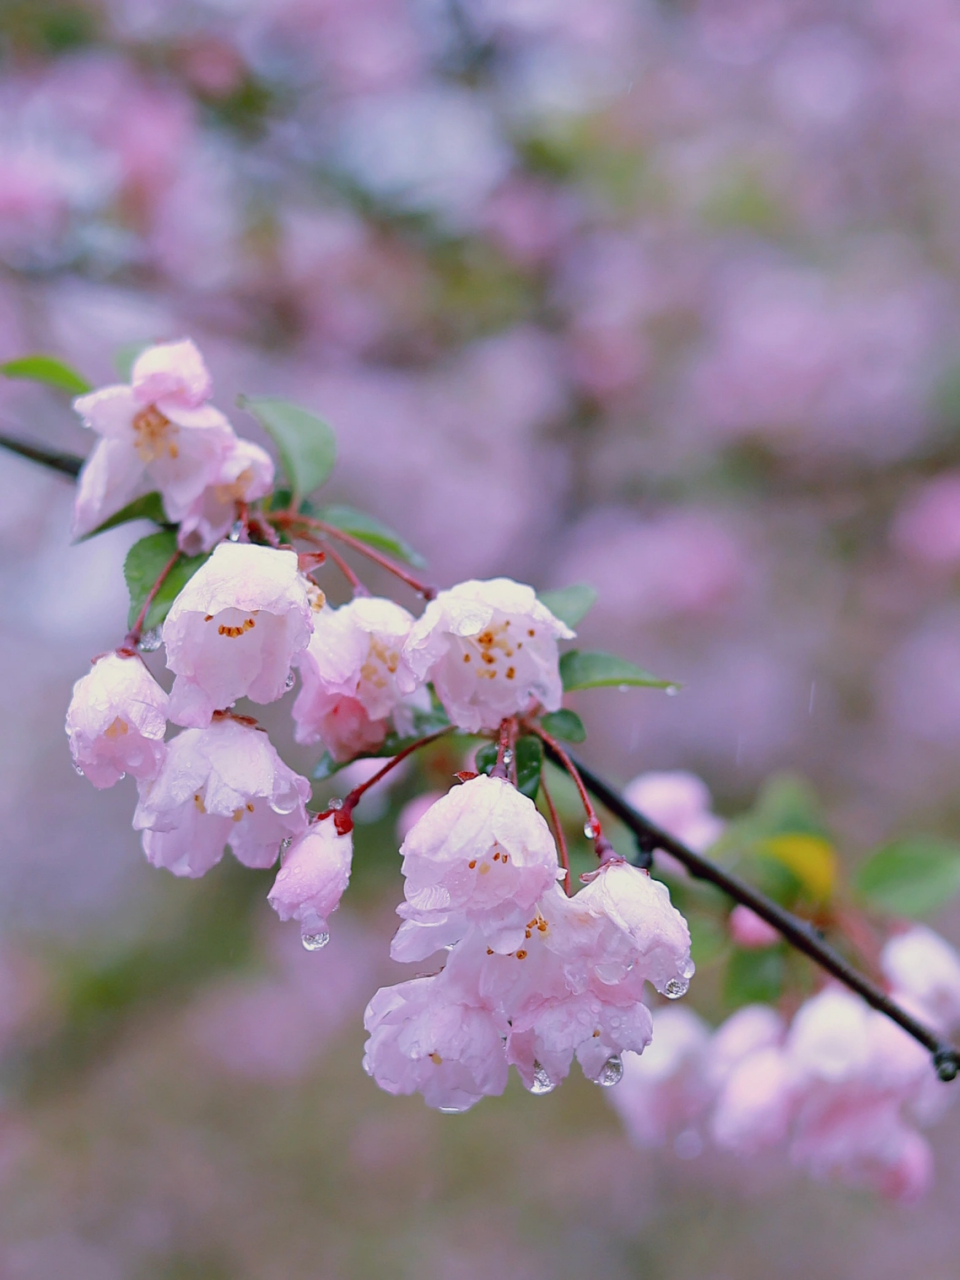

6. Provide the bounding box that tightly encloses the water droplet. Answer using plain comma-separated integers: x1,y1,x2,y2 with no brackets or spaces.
137,627,162,653
74,764,85,776
301,931,330,951
284,672,296,692
529,1061,556,1095
439,1106,462,1115
228,520,244,541
617,684,629,693
583,819,601,840
665,684,679,697
594,1054,623,1087
664,976,689,999
329,797,343,810
502,749,514,766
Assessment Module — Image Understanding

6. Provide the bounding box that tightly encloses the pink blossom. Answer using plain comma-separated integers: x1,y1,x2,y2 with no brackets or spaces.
608,1006,713,1147
506,990,653,1090
163,543,313,727
394,774,561,952
890,472,960,570
729,904,782,949
268,815,353,945
177,438,275,554
402,578,573,733
65,651,168,788
292,596,419,759
623,771,725,854
132,715,309,877
362,973,509,1112
72,340,236,538
881,926,960,1032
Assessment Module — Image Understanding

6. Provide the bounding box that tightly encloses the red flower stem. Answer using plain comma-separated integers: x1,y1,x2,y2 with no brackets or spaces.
272,512,436,598
125,548,181,646
540,772,571,895
332,726,455,822
531,725,603,852
320,538,370,597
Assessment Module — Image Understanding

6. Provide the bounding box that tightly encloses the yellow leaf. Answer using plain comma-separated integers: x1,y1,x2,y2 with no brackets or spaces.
762,833,836,902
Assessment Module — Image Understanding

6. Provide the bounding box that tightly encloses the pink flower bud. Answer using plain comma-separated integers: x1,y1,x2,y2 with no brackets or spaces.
402,578,573,733
65,651,168,788
292,597,419,760
268,816,353,945
132,716,309,878
729,904,781,949
163,543,313,726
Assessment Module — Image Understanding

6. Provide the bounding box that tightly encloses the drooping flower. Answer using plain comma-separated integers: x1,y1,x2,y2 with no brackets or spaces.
268,815,353,946
362,973,509,1112
292,596,420,760
65,650,168,788
393,774,562,955
177,437,275,554
163,543,313,726
132,715,309,877
72,339,238,539
608,1006,713,1147
401,578,573,733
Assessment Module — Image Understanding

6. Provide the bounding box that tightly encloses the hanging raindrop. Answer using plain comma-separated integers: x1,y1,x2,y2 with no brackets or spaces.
137,628,162,653
594,1054,623,1087
664,976,689,999
529,1061,556,1095
301,931,330,951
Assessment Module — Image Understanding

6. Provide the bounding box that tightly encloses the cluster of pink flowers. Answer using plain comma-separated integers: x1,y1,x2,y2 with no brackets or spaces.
609,926,960,1201
64,337,698,1110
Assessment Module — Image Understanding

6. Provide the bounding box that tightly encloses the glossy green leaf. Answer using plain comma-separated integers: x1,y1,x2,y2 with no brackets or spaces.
124,531,208,632
474,742,499,775
856,837,960,917
316,503,427,568
724,946,785,1010
559,650,673,692
1,354,91,395
239,395,336,499
79,492,170,541
537,583,597,629
538,708,586,743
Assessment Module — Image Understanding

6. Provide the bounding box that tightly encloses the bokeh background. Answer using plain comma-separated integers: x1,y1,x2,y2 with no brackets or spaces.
2,1,960,1275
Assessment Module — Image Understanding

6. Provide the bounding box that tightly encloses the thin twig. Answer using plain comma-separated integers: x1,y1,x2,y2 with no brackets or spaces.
0,430,83,478
540,771,571,895
272,511,436,598
323,726,455,830
550,747,960,1083
532,726,603,849
320,538,370,597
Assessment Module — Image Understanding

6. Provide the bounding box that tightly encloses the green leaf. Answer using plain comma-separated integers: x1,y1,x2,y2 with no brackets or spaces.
239,395,335,499
316,503,427,568
537,584,597,629
539,709,586,743
114,342,151,381
474,736,543,799
1,354,91,395
78,492,170,541
856,837,960,917
559,650,673,692
724,946,786,1010
124,531,208,632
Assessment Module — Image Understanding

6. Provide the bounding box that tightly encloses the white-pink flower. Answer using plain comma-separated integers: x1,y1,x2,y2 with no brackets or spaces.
178,438,275,554
881,926,960,1033
402,578,573,733
362,973,509,1112
623,771,725,854
72,339,237,539
292,597,419,760
609,1006,713,1147
65,651,168,788
268,815,353,946
132,715,309,878
163,543,313,727
506,989,653,1090
393,774,562,954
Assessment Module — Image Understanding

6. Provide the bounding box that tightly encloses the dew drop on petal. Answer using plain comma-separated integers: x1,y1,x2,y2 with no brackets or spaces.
74,765,85,776
137,627,162,653
664,976,689,999
284,672,296,692
594,1054,623,1087
301,930,330,951
583,819,601,840
529,1061,556,1096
